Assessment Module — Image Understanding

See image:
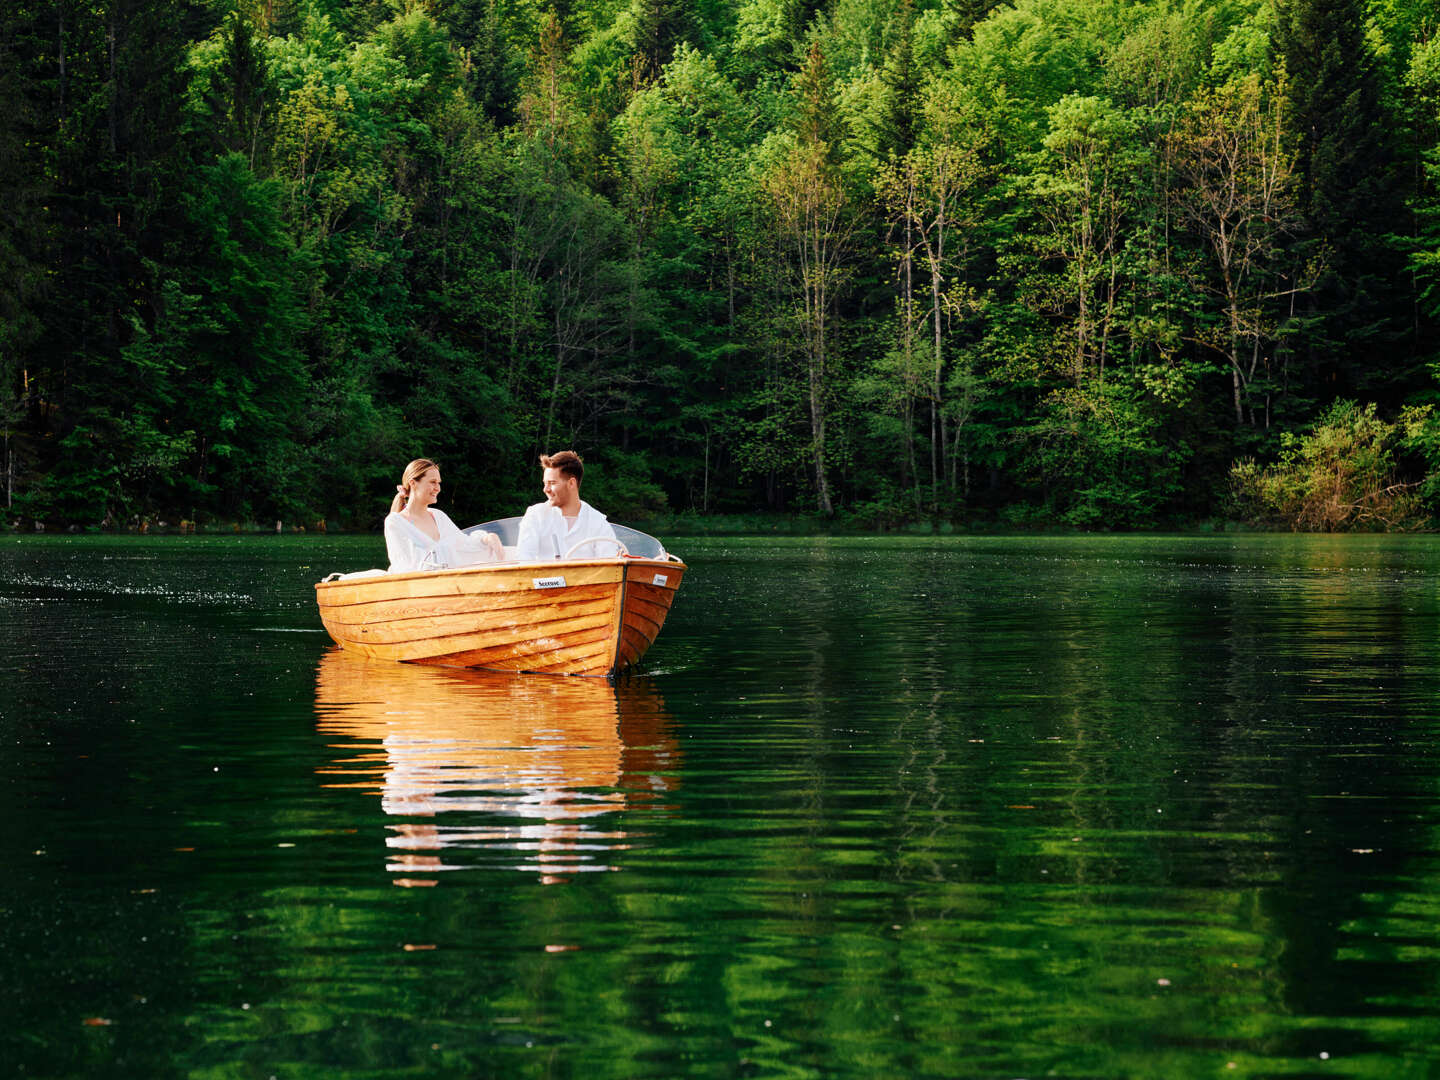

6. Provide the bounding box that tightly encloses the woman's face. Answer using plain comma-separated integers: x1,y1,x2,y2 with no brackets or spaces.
410,467,441,509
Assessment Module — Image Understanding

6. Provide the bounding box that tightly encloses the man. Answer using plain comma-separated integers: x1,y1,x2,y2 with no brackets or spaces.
515,450,620,561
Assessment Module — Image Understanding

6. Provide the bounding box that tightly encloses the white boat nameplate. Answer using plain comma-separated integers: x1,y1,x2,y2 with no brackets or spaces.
532,576,567,589
652,574,669,586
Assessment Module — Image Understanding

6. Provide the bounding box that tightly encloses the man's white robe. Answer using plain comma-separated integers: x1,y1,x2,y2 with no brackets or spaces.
515,500,618,561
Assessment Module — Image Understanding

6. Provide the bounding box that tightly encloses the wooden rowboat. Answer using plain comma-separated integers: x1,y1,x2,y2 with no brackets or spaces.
314,519,685,678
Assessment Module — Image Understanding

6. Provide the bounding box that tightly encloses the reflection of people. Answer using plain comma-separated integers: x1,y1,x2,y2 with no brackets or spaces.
384,458,503,573
515,450,619,561
314,651,679,886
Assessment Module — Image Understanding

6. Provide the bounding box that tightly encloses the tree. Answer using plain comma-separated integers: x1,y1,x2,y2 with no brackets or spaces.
614,45,761,512
762,43,856,516
627,0,698,89
24,0,212,522
876,131,987,514
1025,379,1181,526
518,11,592,170
190,10,272,165
1170,74,1308,429
1024,94,1146,384
156,152,308,519
0,1,49,511
1277,0,1410,400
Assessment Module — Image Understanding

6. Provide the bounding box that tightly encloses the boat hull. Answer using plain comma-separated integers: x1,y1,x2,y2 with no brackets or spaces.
314,557,685,677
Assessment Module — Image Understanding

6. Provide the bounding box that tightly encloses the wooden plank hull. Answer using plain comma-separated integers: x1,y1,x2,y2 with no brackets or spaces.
315,557,685,677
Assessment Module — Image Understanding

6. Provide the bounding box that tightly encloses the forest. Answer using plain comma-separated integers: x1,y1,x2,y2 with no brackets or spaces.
3,0,1440,530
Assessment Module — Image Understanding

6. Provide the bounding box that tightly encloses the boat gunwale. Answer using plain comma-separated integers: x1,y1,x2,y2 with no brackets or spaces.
314,554,686,594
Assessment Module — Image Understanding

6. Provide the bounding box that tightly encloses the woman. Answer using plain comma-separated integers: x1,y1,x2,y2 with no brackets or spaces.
384,459,504,573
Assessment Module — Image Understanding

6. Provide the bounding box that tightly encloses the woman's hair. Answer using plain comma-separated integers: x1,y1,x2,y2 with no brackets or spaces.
391,458,439,514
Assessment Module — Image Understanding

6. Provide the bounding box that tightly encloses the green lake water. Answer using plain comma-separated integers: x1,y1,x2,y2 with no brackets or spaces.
4,532,1440,1078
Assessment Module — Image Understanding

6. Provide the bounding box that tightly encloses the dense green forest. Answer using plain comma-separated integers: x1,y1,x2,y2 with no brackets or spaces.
4,0,1440,529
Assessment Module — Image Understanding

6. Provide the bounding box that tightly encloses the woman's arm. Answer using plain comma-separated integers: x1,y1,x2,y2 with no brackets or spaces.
470,531,505,561
436,510,504,564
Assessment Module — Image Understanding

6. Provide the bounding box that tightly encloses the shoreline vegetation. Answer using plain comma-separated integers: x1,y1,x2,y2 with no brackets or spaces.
7,509,1435,537
7,0,1440,534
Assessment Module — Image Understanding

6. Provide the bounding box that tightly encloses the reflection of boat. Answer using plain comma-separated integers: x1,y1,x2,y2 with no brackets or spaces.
314,519,685,677
313,649,678,885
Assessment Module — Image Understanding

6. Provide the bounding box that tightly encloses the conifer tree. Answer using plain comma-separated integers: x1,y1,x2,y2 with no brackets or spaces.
1277,0,1410,401
871,0,921,160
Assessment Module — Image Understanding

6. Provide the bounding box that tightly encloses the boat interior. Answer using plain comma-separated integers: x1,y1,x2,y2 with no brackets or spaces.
323,519,672,582
462,517,669,562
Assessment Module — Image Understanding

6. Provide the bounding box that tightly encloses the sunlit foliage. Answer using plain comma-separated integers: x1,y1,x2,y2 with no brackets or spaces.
4,0,1439,529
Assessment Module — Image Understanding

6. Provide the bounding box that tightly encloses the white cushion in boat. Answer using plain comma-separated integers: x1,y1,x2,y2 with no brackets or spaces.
323,569,389,581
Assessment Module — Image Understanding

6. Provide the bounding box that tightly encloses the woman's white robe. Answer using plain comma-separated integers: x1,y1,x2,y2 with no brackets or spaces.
384,509,495,573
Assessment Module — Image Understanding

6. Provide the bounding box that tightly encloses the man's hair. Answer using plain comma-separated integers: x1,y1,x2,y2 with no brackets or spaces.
539,450,584,482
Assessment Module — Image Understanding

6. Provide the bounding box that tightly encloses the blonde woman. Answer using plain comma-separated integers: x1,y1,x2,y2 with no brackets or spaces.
384,459,503,573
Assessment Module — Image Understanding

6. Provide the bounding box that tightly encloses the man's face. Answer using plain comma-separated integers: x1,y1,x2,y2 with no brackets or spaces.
542,467,578,509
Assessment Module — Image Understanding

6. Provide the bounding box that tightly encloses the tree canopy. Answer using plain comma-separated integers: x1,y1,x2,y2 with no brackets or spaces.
4,0,1440,530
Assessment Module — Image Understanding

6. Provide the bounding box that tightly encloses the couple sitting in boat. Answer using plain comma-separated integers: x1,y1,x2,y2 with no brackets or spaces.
384,451,618,574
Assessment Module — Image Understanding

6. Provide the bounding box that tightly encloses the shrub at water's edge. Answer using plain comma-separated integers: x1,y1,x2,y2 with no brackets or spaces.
1227,401,1437,531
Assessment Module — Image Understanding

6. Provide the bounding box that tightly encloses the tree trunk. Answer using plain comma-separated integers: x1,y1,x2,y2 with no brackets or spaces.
811,398,832,515
545,307,563,449
931,257,944,512
809,315,833,516
1228,296,1246,425
107,14,117,155
57,5,68,123
726,236,735,327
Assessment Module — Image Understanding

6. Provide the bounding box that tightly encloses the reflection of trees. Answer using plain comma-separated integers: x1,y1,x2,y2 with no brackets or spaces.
1216,536,1440,1024
700,535,1440,1071
14,538,1440,1076
314,649,678,885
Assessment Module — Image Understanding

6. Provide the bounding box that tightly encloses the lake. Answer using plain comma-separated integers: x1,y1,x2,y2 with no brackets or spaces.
4,532,1440,1078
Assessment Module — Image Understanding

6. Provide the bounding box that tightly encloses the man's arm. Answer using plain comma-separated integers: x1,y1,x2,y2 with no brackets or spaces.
586,502,618,542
